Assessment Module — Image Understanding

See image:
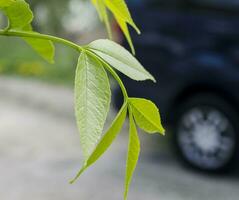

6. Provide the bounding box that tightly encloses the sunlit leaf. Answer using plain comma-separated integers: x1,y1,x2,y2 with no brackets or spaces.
0,1,55,63
70,103,127,183
91,0,112,38
22,25,55,63
91,0,140,54
91,0,102,20
0,0,15,8
23,37,55,63
104,0,139,33
3,0,33,29
75,51,111,158
0,0,164,199
104,0,140,54
114,14,135,55
129,98,165,135
88,39,155,82
124,109,140,200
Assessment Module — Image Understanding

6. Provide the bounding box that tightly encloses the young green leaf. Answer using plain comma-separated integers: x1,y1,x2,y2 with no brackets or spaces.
75,51,111,158
104,0,140,54
91,0,140,54
23,37,55,63
70,103,127,183
3,0,33,30
104,0,140,33
114,14,135,55
0,0,15,8
87,39,155,82
91,0,103,20
0,1,55,63
129,98,165,135
22,25,55,63
124,108,140,200
91,0,112,39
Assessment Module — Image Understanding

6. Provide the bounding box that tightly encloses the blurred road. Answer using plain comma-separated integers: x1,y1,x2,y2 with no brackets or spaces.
0,77,239,200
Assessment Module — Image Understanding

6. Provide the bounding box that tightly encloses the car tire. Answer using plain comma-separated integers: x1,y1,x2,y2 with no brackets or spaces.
172,93,239,172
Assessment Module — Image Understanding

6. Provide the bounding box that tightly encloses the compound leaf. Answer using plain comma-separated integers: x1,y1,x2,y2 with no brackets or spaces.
75,51,111,158
129,98,165,135
87,39,155,82
124,109,140,200
70,103,127,183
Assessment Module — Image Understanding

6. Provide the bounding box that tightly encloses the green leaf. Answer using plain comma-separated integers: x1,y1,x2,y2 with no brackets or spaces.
91,0,140,54
124,108,140,200
91,0,103,20
87,39,155,82
75,51,111,158
114,14,135,55
104,0,139,33
22,25,55,63
70,103,127,183
129,98,165,135
0,0,15,8
104,0,140,54
91,0,112,39
0,1,55,63
3,0,33,30
23,37,55,63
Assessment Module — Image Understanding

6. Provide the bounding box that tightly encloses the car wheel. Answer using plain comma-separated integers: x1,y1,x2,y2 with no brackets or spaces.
173,93,239,171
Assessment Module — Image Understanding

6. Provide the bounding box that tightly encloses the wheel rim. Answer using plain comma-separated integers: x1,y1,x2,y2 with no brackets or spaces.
177,106,236,170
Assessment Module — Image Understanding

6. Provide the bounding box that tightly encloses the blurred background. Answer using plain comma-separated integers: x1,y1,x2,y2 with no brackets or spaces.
1,0,239,199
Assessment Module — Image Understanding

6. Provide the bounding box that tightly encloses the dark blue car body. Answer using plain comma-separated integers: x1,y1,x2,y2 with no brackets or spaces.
116,0,239,122
114,0,239,171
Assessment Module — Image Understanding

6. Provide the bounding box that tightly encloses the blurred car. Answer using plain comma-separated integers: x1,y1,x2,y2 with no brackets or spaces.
113,0,239,171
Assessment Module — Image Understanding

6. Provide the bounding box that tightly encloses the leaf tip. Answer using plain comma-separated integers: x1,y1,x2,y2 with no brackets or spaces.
130,44,136,55
69,165,86,184
130,22,141,35
69,173,80,184
151,76,156,83
148,74,156,83
135,27,141,35
160,127,166,136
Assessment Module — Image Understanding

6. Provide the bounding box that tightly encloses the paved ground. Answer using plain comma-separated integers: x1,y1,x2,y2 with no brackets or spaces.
0,76,239,200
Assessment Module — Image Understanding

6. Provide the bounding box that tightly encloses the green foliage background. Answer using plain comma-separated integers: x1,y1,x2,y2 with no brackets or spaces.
0,0,92,84
0,37,78,85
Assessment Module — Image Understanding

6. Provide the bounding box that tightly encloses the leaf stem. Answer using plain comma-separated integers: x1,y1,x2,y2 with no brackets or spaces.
86,49,128,102
0,29,83,52
0,29,128,102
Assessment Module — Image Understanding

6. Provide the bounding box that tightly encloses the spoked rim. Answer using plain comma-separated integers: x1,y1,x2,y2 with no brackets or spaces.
177,106,236,170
